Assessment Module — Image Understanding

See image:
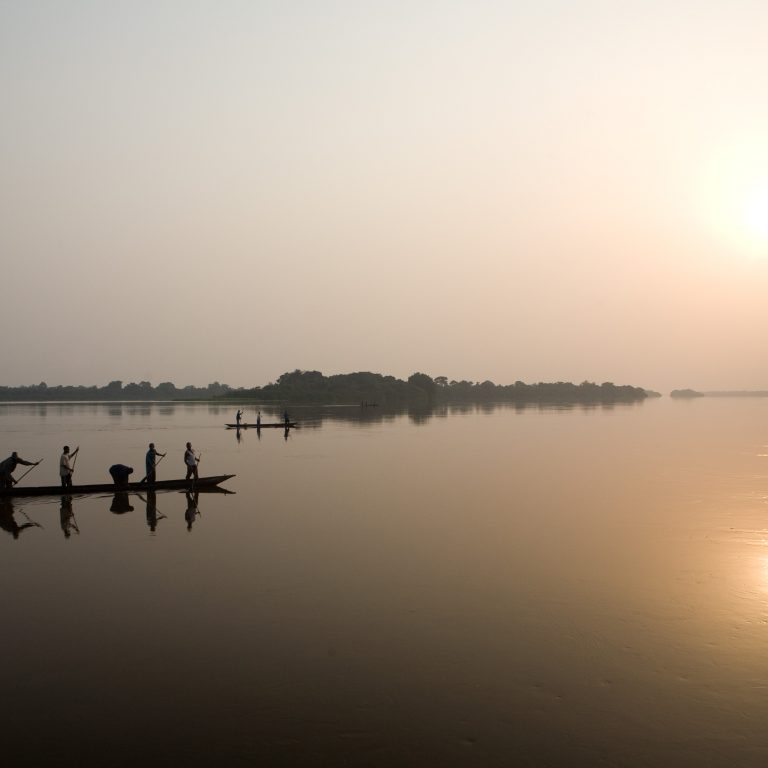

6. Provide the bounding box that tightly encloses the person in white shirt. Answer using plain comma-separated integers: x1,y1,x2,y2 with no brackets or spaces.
59,446,79,489
184,442,199,482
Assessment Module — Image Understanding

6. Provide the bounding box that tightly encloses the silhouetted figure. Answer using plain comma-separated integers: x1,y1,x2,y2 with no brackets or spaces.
59,446,79,488
59,495,77,538
145,490,160,532
236,409,243,427
184,443,199,482
110,492,134,514
256,411,261,428
283,410,290,426
185,490,199,531
0,498,39,539
109,464,134,488
144,442,166,484
0,452,39,488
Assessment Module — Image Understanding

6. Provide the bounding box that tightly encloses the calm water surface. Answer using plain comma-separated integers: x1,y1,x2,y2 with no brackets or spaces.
3,399,768,767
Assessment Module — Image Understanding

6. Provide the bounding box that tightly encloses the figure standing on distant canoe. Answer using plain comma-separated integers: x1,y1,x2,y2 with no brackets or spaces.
256,411,261,428
235,409,243,427
145,442,166,484
184,442,199,482
0,452,40,488
59,446,79,489
283,409,290,427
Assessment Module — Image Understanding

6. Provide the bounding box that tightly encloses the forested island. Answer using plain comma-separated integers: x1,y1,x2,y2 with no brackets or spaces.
0,371,649,405
671,389,768,398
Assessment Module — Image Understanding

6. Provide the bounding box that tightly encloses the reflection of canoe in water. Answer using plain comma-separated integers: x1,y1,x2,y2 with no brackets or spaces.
226,423,297,429
0,475,236,498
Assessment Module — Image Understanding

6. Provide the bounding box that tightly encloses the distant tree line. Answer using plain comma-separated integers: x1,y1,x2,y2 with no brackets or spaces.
669,389,704,398
0,380,234,401
232,370,648,405
0,372,648,404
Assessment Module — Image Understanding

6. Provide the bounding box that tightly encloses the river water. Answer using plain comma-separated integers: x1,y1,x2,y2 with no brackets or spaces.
2,398,768,766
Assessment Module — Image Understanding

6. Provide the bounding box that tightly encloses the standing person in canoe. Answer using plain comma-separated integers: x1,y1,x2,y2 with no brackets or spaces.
184,442,199,482
145,443,166,484
0,452,40,488
235,409,243,427
283,409,290,427
256,411,261,428
60,445,79,489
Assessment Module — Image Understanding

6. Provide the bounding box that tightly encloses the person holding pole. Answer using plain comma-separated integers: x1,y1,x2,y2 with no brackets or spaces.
145,443,166,484
184,442,199,482
0,452,40,488
59,446,79,489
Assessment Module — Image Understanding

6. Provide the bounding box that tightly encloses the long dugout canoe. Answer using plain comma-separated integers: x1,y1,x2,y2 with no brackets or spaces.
225,423,297,429
0,474,236,498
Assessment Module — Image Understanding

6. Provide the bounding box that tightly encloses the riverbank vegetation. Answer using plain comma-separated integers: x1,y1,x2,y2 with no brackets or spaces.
0,371,649,405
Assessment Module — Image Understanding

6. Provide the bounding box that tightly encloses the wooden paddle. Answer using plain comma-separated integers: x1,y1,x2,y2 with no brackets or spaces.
19,509,43,529
14,458,43,485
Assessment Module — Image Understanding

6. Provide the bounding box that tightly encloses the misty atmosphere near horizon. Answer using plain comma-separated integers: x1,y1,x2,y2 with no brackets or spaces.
6,4,768,768
3,2,768,392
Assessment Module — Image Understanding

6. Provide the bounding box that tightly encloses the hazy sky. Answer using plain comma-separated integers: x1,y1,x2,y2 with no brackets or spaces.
2,1,768,391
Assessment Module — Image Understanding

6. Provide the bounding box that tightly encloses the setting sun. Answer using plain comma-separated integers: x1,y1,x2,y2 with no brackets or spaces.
744,186,768,242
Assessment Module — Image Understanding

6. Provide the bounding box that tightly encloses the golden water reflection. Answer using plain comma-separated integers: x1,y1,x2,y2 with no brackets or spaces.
2,399,768,765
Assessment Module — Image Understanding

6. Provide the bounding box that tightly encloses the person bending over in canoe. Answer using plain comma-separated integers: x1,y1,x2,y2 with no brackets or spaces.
109,464,134,488
0,452,40,488
145,443,166,484
60,445,79,489
184,442,199,482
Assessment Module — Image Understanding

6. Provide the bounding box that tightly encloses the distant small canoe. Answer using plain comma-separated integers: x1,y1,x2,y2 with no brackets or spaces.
0,475,235,498
226,423,297,429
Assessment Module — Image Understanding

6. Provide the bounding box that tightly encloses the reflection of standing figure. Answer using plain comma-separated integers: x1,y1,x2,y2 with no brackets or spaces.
145,490,159,532
185,491,199,531
0,498,40,539
184,443,199,482
284,427,289,441
59,495,77,538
